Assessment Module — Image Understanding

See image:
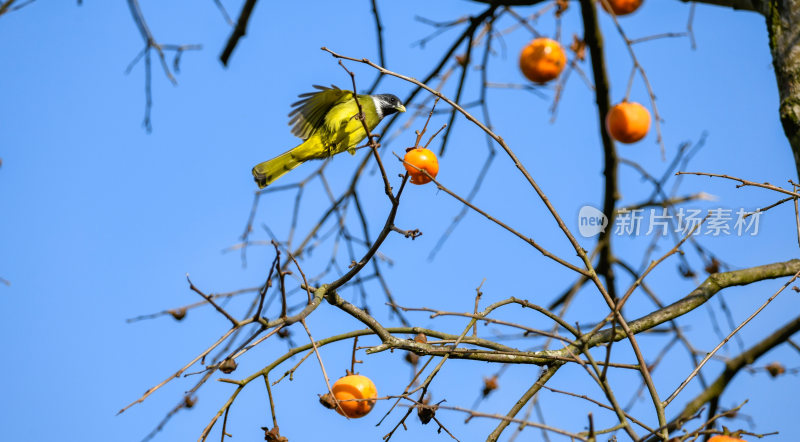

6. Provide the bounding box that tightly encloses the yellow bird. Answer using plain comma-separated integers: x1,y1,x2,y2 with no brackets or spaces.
252,85,406,188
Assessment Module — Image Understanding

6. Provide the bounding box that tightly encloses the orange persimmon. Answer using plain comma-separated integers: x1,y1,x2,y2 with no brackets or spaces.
606,101,651,143
708,436,747,442
601,0,643,16
331,374,377,418
404,147,439,185
519,38,566,84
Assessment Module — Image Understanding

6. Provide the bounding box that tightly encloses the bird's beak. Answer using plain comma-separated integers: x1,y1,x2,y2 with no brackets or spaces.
396,104,406,113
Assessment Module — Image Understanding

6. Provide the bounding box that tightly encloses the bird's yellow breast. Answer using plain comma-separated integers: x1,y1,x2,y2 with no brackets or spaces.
316,95,380,156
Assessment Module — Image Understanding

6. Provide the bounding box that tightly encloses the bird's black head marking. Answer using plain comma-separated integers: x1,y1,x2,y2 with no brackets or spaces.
374,94,406,118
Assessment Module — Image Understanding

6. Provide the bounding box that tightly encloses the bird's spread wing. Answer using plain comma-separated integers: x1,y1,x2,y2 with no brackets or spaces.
288,85,353,140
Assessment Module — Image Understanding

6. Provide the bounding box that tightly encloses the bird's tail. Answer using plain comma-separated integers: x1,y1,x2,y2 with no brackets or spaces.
252,140,317,188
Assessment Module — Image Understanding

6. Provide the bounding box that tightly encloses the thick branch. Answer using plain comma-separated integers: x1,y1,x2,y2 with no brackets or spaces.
584,259,800,348
326,260,800,366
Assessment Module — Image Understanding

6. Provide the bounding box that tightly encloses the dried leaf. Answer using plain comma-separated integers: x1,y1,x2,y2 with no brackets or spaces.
569,35,586,61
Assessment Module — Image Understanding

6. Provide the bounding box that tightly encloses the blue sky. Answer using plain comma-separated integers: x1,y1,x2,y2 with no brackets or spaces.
1,1,798,441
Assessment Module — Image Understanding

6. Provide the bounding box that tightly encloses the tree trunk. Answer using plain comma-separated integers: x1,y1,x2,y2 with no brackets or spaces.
765,0,800,178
